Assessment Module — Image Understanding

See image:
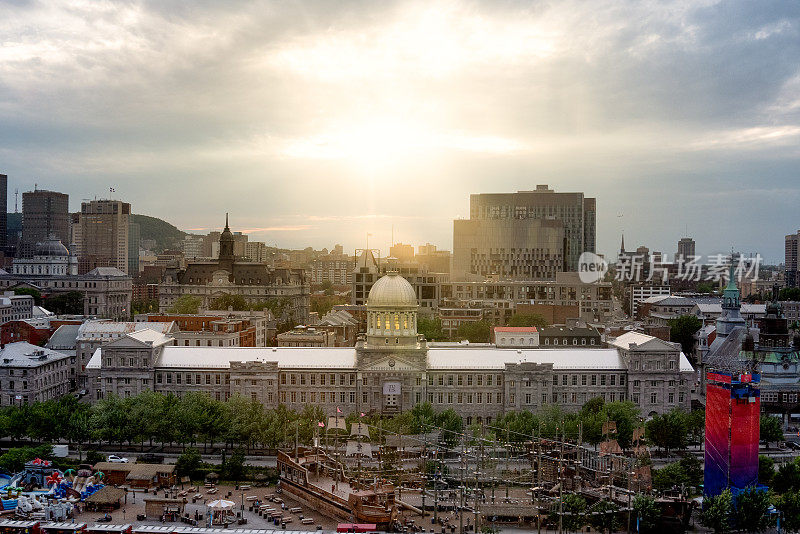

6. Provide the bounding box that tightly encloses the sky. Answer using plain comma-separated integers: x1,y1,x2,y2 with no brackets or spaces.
1,0,798,263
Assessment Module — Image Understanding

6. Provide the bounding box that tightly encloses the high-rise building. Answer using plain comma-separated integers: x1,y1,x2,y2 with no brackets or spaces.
785,232,799,288
20,189,70,258
128,221,140,275
453,185,596,281
0,174,7,250
73,199,131,274
677,237,696,262
389,243,414,262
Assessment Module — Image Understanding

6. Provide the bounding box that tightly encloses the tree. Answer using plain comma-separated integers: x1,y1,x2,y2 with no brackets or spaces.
507,313,548,329
210,294,248,311
176,447,202,478
588,500,620,534
633,495,661,534
44,291,84,315
760,415,784,448
560,494,587,532
697,282,715,294
700,489,733,534
131,298,159,315
456,320,491,343
223,449,245,481
776,490,800,533
14,287,42,305
418,317,445,341
645,409,689,453
733,487,771,533
168,295,201,314
651,457,702,492
759,455,775,486
773,458,800,494
667,315,702,360
779,287,800,301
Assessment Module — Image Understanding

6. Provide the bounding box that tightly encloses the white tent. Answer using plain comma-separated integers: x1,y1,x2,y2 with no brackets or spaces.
206,500,235,510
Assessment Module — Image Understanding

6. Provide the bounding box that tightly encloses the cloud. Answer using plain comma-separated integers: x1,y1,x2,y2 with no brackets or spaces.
0,0,798,261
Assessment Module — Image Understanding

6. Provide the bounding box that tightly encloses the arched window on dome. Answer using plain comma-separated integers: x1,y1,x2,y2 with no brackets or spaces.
394,314,400,331
376,314,382,329
403,314,408,329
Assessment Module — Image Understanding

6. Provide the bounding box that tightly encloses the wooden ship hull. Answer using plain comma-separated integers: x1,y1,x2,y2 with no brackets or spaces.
277,449,397,531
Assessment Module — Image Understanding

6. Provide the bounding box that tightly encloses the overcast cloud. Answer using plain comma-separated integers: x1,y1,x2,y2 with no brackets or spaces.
1,0,798,261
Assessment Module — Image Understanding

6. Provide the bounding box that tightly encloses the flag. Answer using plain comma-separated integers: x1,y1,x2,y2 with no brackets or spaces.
318,421,325,428
336,406,342,414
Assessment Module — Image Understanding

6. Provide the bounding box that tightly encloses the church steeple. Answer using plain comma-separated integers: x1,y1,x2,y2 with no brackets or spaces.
620,233,626,254
219,213,235,266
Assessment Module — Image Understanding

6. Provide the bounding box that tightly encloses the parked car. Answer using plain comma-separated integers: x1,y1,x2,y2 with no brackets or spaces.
107,455,129,463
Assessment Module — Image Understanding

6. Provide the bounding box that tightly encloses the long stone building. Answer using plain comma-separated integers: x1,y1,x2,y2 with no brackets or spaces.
89,272,693,422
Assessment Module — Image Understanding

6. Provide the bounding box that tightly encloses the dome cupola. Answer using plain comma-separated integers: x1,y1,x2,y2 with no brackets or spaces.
365,271,419,348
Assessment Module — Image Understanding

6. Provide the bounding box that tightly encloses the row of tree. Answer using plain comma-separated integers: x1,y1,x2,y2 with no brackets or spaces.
0,393,468,454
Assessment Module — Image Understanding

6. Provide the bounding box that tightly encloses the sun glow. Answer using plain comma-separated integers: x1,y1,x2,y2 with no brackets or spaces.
282,118,525,172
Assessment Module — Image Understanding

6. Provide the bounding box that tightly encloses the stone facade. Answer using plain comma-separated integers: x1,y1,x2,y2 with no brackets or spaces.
0,343,73,406
0,268,132,320
88,273,693,421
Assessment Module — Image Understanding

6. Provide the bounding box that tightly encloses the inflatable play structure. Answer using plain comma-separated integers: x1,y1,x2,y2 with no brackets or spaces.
0,459,105,518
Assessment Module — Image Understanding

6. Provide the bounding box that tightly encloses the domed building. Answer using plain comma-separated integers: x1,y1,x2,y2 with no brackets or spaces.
12,235,78,276
89,270,694,424
365,271,421,348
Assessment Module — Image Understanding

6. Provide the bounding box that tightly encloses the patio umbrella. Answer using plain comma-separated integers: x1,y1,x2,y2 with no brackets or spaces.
207,499,235,510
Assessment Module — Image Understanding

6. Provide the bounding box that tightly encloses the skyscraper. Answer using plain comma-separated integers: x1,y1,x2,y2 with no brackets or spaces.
73,199,131,274
0,174,7,250
452,185,596,280
786,232,799,288
677,237,696,262
20,189,70,258
128,221,140,276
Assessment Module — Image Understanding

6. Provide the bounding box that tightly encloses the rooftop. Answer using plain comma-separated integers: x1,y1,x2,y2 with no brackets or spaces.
0,342,71,368
78,320,176,339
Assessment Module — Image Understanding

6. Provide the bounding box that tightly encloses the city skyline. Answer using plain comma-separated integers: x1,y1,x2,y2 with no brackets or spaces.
1,1,798,262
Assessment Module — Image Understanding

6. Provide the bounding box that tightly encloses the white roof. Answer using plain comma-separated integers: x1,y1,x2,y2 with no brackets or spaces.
428,347,625,370
641,294,673,304
695,303,766,314
155,346,357,369
127,329,173,344
0,342,72,368
607,331,660,350
78,320,175,339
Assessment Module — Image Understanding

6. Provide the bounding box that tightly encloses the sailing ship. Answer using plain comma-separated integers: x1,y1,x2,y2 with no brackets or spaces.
277,447,398,530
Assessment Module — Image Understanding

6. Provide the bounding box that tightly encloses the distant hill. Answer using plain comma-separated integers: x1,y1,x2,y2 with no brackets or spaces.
132,214,187,252
4,212,187,254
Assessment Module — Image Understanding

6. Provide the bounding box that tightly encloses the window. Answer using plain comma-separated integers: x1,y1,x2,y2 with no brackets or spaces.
600,375,606,386
610,375,616,386
650,392,658,404
552,375,558,385
668,393,674,404
591,375,597,386
581,375,587,386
